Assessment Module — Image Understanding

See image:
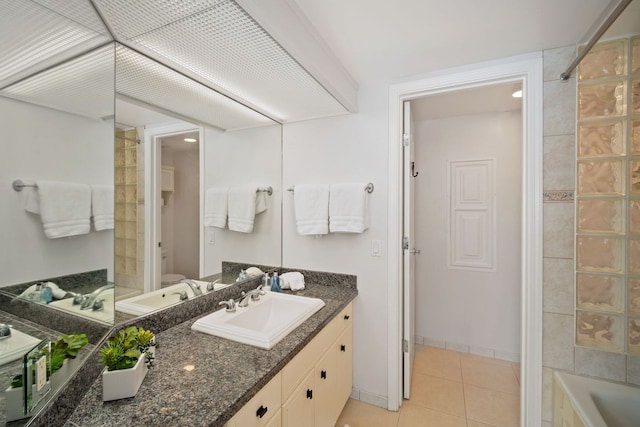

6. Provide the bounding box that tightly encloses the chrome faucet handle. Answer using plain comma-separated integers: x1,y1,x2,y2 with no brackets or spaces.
173,291,188,301
72,293,86,306
0,324,12,340
218,299,236,312
92,299,105,311
207,279,221,292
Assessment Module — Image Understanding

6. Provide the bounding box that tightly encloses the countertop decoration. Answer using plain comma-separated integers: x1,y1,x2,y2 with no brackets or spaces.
99,326,155,401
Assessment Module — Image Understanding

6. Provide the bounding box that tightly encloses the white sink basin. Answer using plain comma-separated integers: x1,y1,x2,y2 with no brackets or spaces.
191,292,325,349
49,288,115,324
115,280,230,316
0,328,42,365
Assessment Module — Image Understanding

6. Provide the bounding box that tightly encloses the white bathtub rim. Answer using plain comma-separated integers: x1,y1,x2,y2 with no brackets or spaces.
554,371,640,427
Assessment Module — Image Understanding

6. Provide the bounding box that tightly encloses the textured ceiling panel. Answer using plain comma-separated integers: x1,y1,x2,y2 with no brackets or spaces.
115,45,274,130
1,44,115,120
99,0,346,122
95,0,224,39
0,1,111,89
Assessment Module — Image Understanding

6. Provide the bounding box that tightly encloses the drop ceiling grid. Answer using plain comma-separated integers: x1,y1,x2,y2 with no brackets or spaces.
115,46,273,130
110,0,346,121
1,44,115,120
0,1,110,88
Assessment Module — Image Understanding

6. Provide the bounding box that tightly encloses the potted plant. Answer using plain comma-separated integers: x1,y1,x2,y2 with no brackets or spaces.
49,333,88,389
99,326,156,401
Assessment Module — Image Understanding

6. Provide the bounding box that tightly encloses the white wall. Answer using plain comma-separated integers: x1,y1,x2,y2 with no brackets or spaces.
282,84,389,406
203,124,282,276
172,147,200,279
413,111,522,359
0,97,114,286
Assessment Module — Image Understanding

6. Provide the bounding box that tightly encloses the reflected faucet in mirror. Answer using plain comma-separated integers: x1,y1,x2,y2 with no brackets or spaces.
78,283,115,310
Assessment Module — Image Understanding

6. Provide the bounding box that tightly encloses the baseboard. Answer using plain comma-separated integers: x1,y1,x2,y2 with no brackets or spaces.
349,388,388,409
418,335,521,363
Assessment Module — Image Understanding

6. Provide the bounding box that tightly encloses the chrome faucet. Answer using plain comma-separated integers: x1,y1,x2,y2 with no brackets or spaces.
80,283,114,310
238,286,266,307
181,279,203,296
207,279,221,292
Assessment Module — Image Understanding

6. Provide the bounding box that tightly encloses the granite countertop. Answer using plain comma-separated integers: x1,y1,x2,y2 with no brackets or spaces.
65,282,357,427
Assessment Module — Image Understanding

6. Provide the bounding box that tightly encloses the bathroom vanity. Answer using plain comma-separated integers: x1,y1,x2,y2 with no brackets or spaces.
61,279,357,426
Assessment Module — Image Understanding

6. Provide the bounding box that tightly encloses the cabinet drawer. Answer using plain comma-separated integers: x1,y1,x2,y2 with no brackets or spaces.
336,303,353,331
231,373,282,427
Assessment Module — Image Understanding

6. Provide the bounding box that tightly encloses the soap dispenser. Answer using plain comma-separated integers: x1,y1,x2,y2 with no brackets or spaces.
270,272,281,292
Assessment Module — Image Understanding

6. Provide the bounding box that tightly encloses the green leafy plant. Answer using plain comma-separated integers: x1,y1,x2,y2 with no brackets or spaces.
49,333,89,374
99,326,156,372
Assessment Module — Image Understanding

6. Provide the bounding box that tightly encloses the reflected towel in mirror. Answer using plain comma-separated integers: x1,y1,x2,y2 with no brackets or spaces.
91,185,114,231
228,187,258,233
35,180,91,238
204,187,228,228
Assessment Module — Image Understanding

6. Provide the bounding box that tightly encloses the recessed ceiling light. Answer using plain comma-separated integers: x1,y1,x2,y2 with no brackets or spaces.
184,137,197,143
512,90,523,98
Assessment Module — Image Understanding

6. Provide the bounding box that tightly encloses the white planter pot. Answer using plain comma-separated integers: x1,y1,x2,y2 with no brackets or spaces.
102,347,154,402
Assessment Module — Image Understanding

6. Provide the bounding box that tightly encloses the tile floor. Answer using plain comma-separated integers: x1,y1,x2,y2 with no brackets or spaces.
335,345,521,427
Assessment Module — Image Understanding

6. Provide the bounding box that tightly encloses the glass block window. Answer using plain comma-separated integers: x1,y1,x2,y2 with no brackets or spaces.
576,35,640,354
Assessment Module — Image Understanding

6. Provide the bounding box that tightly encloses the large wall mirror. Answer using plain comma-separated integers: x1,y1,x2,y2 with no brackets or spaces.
0,2,282,425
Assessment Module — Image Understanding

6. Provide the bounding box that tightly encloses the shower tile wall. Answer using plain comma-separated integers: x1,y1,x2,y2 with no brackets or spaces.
114,129,144,290
542,36,640,424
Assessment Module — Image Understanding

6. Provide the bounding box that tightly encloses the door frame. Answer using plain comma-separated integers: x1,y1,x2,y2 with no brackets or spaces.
143,121,205,293
387,53,543,427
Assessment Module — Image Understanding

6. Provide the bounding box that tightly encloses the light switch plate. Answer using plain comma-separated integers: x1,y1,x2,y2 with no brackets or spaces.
371,240,382,257
207,229,215,244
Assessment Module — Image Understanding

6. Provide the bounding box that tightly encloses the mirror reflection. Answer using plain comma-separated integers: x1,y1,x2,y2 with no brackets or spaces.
112,45,282,317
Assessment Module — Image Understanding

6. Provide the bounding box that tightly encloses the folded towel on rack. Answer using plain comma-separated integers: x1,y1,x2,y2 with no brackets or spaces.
91,185,114,231
204,188,228,228
294,184,330,235
36,180,91,239
24,187,41,214
228,187,258,233
329,183,370,233
280,272,305,291
255,190,268,215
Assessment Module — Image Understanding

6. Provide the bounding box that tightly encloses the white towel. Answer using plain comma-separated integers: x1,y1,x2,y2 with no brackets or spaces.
294,184,329,235
36,180,91,239
204,188,228,228
255,191,268,215
329,183,370,233
24,187,41,214
228,187,257,233
280,272,305,291
19,282,67,300
91,185,114,231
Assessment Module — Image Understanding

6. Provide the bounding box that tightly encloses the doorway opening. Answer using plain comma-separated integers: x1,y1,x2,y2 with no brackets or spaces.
143,122,205,294
401,82,524,425
387,54,543,426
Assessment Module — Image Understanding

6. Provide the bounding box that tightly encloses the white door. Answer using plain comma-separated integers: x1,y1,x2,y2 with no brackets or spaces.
403,101,417,399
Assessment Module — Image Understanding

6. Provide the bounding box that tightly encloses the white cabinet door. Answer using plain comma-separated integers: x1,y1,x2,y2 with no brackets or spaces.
282,370,314,427
335,323,353,407
161,166,174,192
314,348,338,427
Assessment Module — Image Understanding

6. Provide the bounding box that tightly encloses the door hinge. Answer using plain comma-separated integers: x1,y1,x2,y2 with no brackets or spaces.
403,339,408,353
403,133,410,146
403,236,409,250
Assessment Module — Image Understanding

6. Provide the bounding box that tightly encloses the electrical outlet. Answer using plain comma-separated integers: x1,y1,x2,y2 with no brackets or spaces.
371,240,382,257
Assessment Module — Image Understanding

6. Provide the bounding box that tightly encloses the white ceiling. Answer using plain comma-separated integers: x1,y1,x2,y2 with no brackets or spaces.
410,81,522,121
293,0,640,84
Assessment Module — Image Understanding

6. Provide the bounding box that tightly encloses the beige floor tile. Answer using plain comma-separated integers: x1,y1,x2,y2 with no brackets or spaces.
335,399,399,427
459,352,515,368
414,346,462,382
512,363,521,384
467,420,496,427
461,358,520,395
464,384,520,427
397,402,466,427
408,373,466,418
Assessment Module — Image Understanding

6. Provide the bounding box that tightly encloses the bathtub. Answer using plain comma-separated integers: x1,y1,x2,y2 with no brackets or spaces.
554,371,640,427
